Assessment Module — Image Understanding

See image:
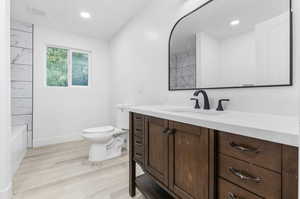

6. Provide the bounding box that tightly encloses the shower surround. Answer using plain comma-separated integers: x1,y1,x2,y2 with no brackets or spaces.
11,20,33,147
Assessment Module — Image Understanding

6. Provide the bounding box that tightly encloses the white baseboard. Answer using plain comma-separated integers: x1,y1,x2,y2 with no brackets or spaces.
0,183,12,199
33,134,83,147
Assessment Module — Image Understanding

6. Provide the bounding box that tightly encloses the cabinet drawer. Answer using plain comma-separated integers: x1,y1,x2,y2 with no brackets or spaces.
134,128,144,137
282,145,299,199
134,136,144,164
218,132,282,172
133,114,144,130
134,135,144,147
219,154,281,199
218,178,262,199
134,148,144,164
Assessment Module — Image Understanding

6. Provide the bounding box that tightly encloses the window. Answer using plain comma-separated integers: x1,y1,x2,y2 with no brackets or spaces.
46,46,90,87
47,47,68,87
72,52,89,86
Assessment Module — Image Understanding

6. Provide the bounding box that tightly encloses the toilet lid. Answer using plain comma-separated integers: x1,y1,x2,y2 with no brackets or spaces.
83,126,115,134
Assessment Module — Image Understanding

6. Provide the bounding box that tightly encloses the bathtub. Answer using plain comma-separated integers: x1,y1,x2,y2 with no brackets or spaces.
11,125,28,175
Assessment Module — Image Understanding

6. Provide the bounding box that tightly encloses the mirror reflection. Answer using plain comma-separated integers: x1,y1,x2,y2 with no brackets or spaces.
169,0,292,90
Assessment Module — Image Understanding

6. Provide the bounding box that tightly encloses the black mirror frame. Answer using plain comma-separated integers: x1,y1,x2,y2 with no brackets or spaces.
168,0,293,91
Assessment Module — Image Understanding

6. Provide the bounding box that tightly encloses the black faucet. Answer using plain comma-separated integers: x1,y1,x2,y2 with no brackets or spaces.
216,99,230,111
193,90,210,110
190,98,201,109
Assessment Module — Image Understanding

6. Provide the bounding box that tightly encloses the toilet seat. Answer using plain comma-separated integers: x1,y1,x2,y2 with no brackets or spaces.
83,126,115,134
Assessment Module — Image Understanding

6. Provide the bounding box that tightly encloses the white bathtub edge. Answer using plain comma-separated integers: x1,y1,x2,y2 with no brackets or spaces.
11,125,28,176
0,182,12,199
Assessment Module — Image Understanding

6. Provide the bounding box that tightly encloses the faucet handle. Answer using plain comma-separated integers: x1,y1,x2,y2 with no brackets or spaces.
216,99,230,111
190,98,201,109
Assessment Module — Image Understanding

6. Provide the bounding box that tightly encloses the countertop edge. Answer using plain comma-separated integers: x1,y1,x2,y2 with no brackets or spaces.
128,107,299,147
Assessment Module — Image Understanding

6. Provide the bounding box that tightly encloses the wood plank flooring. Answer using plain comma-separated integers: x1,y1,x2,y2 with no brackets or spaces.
13,141,144,199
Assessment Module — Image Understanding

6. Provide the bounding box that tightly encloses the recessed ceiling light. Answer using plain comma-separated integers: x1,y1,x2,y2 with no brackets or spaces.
80,12,91,19
230,19,240,26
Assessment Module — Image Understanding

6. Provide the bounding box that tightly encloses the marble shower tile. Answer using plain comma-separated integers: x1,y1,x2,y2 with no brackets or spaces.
11,47,32,65
12,115,32,130
170,78,177,89
12,98,32,115
11,82,32,98
176,65,196,88
172,50,196,89
11,64,32,81
170,55,177,68
11,30,32,49
11,20,33,33
185,55,196,66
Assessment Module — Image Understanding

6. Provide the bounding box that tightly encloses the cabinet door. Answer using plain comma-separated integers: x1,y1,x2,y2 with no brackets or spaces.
282,145,298,199
145,116,169,186
169,121,209,199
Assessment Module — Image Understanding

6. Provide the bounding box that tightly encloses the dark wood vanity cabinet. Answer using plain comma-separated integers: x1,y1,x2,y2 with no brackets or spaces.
129,112,298,199
144,115,212,199
282,145,298,199
168,121,210,199
217,132,298,199
144,117,169,186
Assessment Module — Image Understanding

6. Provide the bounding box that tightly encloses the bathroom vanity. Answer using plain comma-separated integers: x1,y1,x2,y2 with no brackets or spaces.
128,0,297,197
128,106,298,199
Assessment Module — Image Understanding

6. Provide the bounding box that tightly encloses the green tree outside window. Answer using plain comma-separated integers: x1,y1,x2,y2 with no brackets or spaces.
72,52,89,86
47,47,68,87
46,47,90,87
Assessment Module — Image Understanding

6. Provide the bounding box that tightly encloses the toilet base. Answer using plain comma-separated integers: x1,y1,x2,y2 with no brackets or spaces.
89,143,107,162
88,140,123,162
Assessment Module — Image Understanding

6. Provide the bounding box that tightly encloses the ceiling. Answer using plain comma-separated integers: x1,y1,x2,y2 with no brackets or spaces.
11,0,150,40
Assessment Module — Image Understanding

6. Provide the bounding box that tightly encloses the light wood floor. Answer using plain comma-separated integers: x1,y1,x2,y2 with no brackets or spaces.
13,141,144,199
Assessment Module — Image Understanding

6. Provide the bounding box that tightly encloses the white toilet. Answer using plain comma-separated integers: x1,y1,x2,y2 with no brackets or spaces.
82,105,129,162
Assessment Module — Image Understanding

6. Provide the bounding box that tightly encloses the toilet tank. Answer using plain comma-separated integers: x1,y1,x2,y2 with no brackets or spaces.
116,104,130,130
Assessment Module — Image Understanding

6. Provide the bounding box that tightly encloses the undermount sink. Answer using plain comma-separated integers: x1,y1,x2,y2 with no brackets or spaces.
161,107,224,115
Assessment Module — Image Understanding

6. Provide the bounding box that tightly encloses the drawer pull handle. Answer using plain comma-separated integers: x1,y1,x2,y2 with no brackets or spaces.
135,129,142,132
135,117,142,120
162,128,169,134
227,192,241,199
135,140,143,146
166,129,176,135
135,153,143,158
229,167,262,183
230,142,260,154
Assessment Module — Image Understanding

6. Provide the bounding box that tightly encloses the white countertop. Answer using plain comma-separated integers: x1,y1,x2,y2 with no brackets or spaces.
127,105,299,147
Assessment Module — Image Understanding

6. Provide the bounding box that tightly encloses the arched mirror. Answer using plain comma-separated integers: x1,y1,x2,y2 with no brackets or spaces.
169,0,292,90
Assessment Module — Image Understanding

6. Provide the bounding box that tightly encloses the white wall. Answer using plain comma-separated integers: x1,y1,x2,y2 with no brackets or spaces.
0,0,12,198
196,12,290,88
197,32,221,87
219,31,256,87
34,26,112,147
255,12,290,85
196,31,256,88
110,0,298,117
